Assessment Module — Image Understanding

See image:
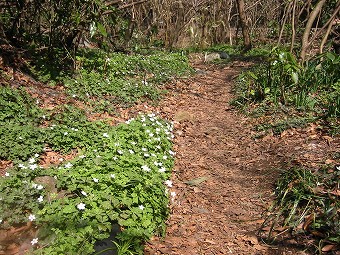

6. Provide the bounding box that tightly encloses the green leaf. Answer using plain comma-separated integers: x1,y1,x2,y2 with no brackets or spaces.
248,71,257,80
97,22,107,37
291,72,299,84
63,204,77,214
326,52,335,62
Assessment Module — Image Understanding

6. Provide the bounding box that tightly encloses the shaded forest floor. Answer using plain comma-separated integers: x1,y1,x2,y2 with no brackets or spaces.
1,57,339,255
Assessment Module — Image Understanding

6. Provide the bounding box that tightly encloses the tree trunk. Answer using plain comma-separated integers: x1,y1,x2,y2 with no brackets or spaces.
300,0,327,62
236,0,252,51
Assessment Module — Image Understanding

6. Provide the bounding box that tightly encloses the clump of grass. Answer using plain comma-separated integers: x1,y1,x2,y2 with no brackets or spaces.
260,166,340,253
232,48,340,135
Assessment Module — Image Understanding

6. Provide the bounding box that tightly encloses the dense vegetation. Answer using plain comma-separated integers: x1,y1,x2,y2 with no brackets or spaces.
233,48,340,135
0,49,191,254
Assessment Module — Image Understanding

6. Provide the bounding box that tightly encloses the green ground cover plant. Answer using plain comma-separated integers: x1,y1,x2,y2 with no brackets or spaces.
0,86,46,160
0,113,175,254
32,50,193,113
1,47,184,254
0,88,110,161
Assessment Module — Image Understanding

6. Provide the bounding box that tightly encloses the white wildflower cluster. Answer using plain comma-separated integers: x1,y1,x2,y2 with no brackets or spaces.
164,180,176,203
118,113,176,176
16,154,42,172
77,203,86,210
31,238,38,246
32,183,44,190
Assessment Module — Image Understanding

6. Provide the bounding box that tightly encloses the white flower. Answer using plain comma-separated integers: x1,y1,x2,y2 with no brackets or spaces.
141,165,151,172
4,172,10,177
163,155,168,160
77,203,86,210
165,180,173,187
79,155,86,159
28,158,36,164
129,149,135,154
156,128,161,133
117,150,123,155
149,133,154,137
170,191,176,198
18,163,26,168
31,238,38,246
59,158,64,161
96,155,101,158
37,196,43,203
145,129,151,133
159,167,166,173
142,148,148,152
138,205,145,210
28,214,36,221
336,166,340,171
64,132,68,135
130,141,137,145
156,145,161,150
19,136,23,139
72,94,77,98
93,178,99,183
169,150,175,155
36,185,44,190
81,191,87,196
103,133,109,138
113,156,118,160
144,153,150,157
110,174,116,178
64,162,73,169
279,52,285,60
32,183,38,188
29,164,38,170
0,219,2,223
34,153,39,158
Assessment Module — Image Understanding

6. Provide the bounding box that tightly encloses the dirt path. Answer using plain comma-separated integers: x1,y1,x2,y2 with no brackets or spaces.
145,62,314,255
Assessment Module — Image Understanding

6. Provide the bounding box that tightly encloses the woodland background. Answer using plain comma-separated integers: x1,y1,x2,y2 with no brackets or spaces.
1,0,339,65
